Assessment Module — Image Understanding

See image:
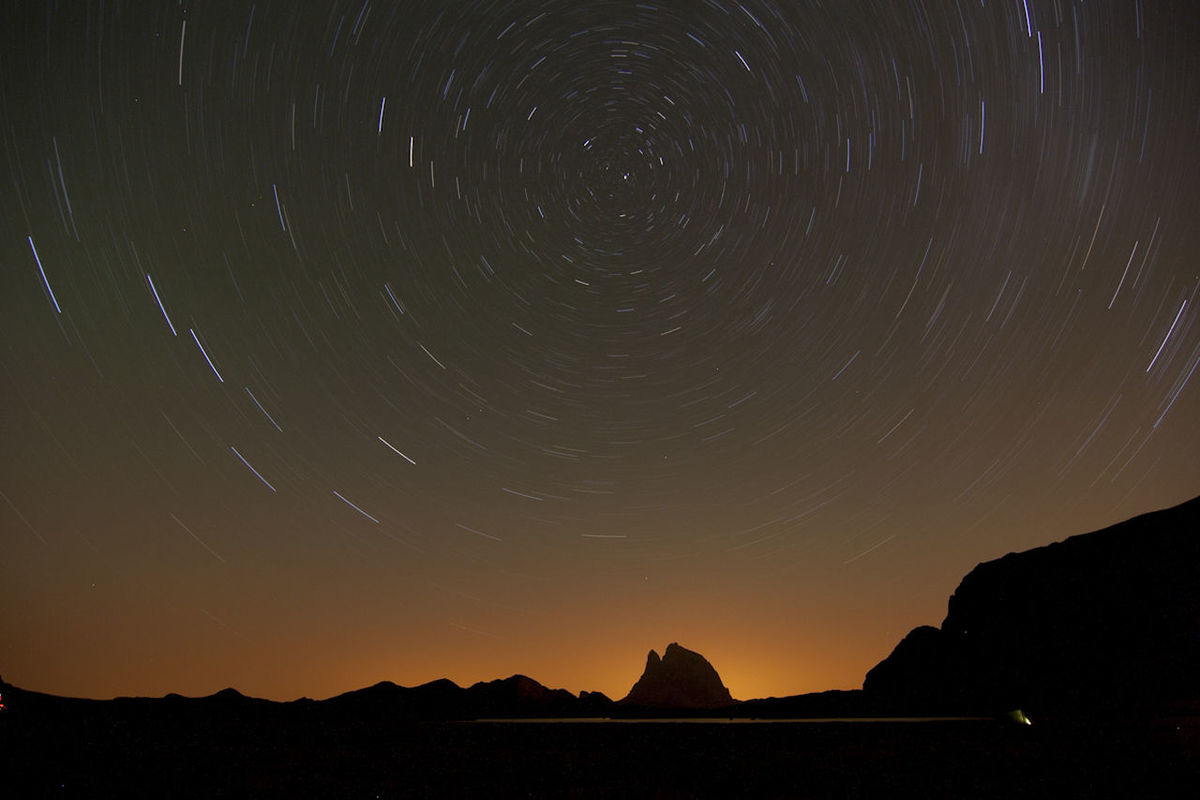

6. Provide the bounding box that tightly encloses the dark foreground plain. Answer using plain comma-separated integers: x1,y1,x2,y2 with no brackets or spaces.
4,712,1198,798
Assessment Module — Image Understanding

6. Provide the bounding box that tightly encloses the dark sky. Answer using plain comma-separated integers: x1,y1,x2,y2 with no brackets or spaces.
3,0,1198,702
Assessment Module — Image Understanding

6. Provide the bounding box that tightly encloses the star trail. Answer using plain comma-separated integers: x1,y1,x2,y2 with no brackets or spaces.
2,0,1198,702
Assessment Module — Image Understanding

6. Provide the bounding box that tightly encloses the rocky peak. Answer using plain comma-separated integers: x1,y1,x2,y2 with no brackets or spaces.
620,642,735,709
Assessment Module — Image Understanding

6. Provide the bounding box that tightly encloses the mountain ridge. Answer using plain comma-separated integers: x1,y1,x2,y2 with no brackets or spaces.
4,494,1197,719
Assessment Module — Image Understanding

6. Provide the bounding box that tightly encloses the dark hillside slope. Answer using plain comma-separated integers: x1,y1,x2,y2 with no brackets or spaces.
864,495,1200,714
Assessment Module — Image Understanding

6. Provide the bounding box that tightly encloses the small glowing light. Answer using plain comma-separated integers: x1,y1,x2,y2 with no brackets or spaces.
1007,709,1032,725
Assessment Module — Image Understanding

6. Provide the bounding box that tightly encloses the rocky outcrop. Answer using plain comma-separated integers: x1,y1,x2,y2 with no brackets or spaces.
864,495,1200,714
620,643,735,708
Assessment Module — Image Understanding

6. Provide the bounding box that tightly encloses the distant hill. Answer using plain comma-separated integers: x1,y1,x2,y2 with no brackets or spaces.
0,673,602,724
863,495,1200,715
314,674,599,720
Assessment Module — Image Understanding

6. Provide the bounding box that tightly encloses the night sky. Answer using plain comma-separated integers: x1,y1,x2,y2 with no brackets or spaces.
3,0,1198,703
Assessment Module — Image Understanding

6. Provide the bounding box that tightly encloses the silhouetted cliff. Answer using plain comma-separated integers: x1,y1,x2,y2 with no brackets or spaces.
620,642,735,709
864,495,1200,715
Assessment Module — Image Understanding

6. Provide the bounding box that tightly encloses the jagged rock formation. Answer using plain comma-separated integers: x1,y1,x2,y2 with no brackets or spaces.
864,495,1200,714
620,642,735,708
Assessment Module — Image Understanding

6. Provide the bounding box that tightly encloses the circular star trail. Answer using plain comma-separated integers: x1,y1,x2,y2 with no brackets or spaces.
2,0,1198,700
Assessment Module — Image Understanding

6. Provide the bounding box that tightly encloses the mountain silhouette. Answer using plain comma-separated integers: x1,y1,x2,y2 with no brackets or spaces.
465,674,580,717
3,496,1197,726
863,495,1200,715
320,674,590,720
619,642,735,709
